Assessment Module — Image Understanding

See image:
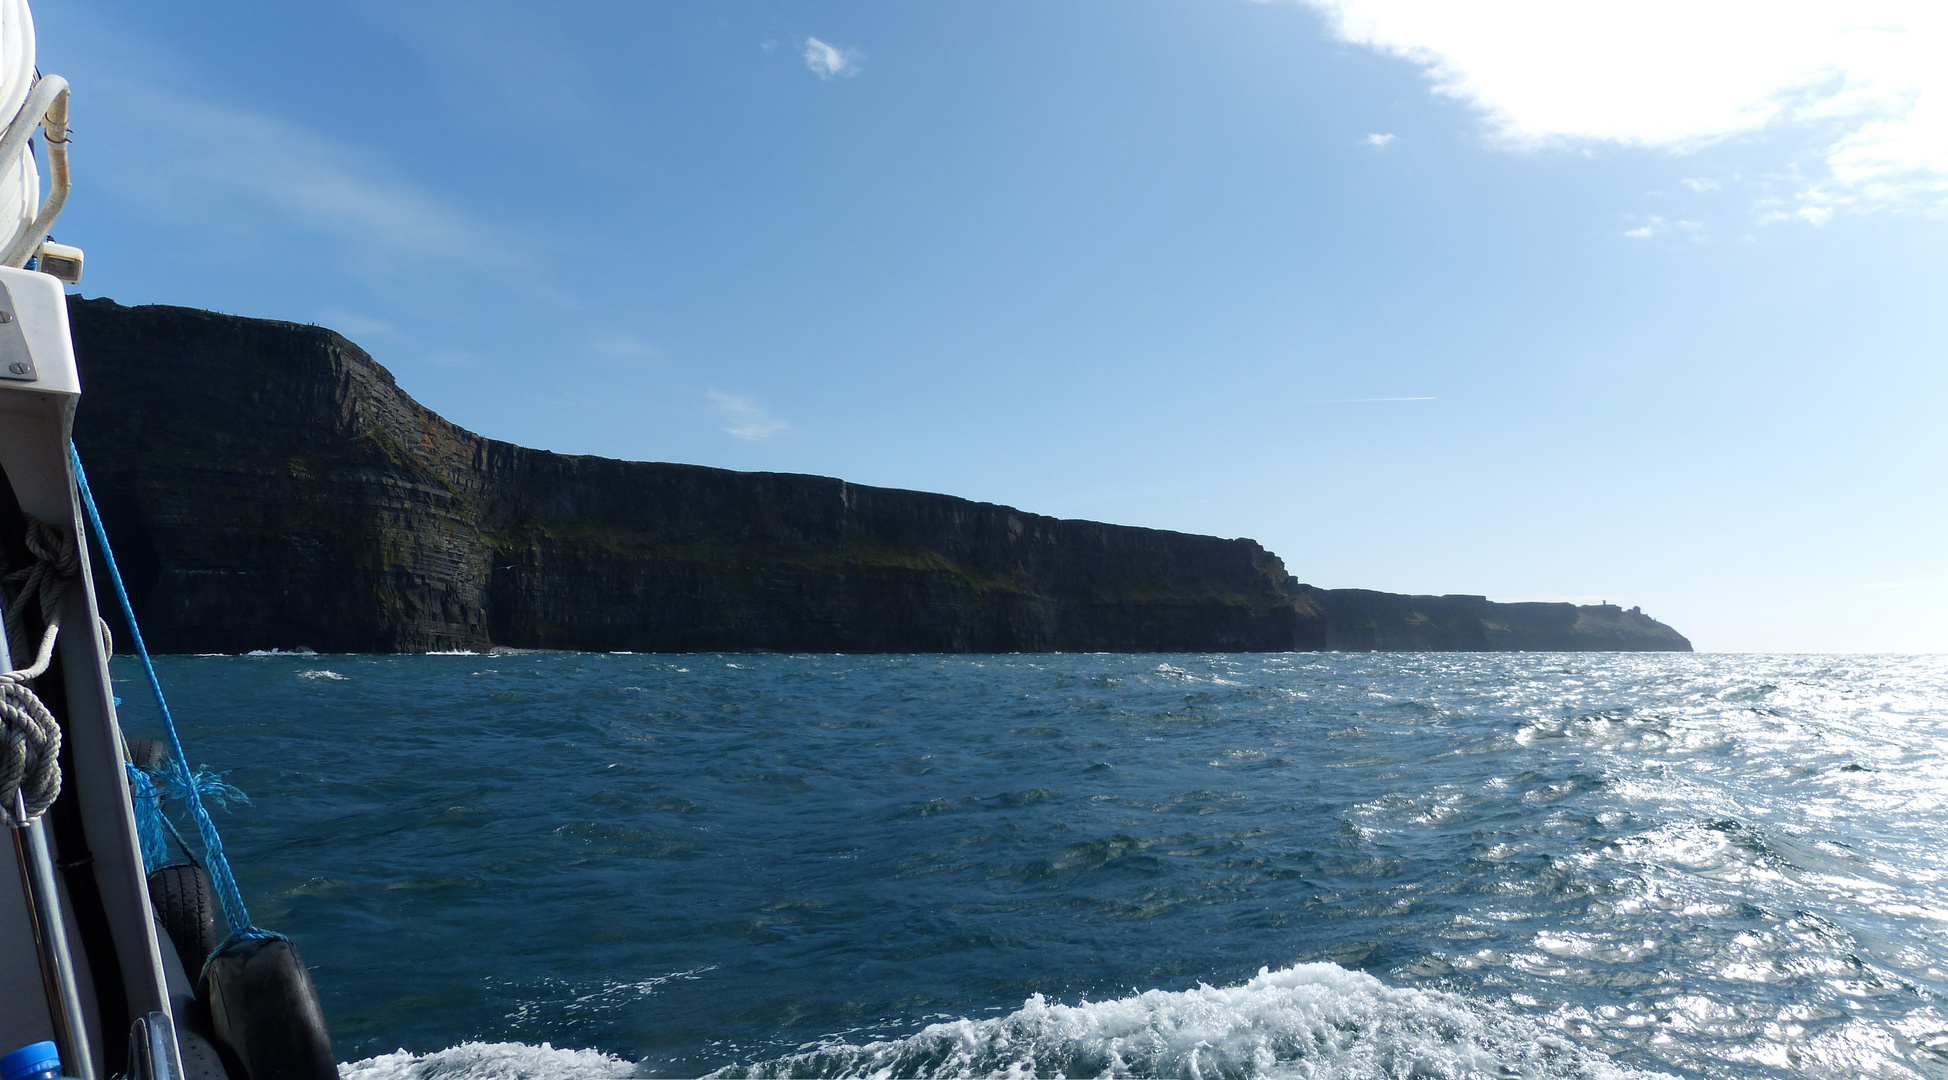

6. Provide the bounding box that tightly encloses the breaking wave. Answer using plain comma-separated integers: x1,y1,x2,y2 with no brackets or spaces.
339,1042,636,1080
340,964,1662,1079
708,963,1659,1079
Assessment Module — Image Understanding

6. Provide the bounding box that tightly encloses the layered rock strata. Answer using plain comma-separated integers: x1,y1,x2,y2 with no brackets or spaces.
59,298,1691,654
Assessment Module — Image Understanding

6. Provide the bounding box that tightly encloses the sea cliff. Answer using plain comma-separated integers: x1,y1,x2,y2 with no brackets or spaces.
62,298,1690,654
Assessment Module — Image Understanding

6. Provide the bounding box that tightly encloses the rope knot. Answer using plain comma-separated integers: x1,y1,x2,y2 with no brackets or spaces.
22,518,79,577
8,517,78,625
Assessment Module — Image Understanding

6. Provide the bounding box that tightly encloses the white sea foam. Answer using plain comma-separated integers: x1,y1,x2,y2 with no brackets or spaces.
339,1042,637,1080
503,967,719,1024
334,965,1664,1080
246,647,318,656
710,963,1666,1079
298,669,350,681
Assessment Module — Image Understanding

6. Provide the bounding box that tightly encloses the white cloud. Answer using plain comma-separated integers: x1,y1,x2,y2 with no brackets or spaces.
803,37,864,79
1284,0,1948,218
708,391,789,440
1680,177,1720,192
1622,215,1705,240
1364,132,1397,148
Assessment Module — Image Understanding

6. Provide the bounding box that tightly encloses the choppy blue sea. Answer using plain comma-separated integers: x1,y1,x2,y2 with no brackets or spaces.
112,652,1948,1079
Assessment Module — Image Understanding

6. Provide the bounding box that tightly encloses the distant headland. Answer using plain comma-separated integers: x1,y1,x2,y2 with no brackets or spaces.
63,297,1691,654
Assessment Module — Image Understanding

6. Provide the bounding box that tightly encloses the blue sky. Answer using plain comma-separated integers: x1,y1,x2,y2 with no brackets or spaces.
33,1,1948,651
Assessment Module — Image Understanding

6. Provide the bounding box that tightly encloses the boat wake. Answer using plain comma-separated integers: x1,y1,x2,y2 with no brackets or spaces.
340,1042,636,1080
339,964,1665,1080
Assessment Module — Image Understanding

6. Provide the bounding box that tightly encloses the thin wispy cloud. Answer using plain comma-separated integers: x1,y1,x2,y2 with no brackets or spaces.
1278,0,1948,219
98,82,527,278
34,7,587,328
803,37,864,79
354,0,601,128
1623,215,1705,240
1365,132,1397,148
78,72,595,320
314,309,397,341
589,332,663,364
708,391,789,441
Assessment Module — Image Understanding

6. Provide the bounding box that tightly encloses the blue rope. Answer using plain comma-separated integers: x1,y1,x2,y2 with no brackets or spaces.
125,763,171,872
125,759,249,874
72,445,273,941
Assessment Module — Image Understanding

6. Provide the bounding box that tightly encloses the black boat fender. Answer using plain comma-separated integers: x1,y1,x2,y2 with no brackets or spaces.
127,737,169,771
198,934,336,1080
148,862,221,975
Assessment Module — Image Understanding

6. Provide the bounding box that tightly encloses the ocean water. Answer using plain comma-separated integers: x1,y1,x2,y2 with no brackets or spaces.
111,652,1948,1079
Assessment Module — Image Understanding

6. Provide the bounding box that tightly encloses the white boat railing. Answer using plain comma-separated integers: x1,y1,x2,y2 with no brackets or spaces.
0,72,67,270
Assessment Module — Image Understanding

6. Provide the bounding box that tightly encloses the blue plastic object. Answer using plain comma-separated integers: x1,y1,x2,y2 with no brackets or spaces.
1,1042,62,1080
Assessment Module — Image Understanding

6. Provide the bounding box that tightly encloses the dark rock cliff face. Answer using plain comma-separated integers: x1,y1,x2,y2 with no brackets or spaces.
61,297,1691,654
1296,589,1689,652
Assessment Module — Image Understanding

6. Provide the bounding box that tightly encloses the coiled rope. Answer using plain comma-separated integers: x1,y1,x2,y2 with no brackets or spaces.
71,445,270,941
1,516,73,826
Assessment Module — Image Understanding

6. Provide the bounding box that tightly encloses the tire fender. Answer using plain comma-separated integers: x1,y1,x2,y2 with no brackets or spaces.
198,936,336,1080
